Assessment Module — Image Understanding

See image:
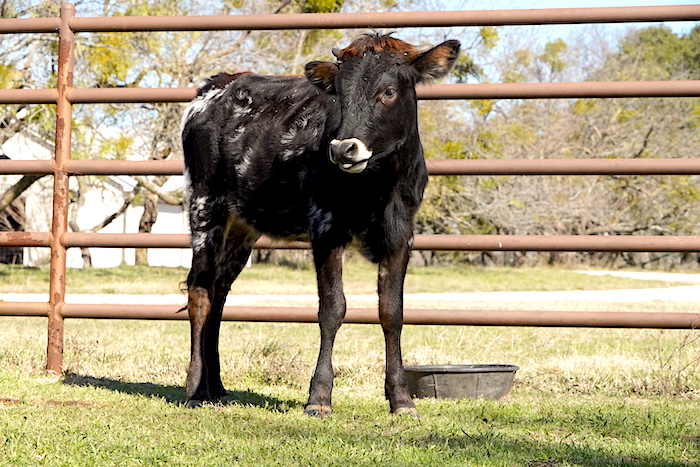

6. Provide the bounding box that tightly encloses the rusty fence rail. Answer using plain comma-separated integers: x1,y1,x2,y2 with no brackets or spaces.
1,3,700,374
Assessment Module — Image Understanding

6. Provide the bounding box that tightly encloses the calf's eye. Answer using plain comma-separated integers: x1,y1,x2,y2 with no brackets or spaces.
380,86,398,104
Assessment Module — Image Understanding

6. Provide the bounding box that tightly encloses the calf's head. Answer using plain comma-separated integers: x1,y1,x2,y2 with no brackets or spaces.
305,34,460,173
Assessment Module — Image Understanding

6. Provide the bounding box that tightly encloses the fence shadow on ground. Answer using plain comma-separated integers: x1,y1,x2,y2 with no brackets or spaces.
62,372,301,411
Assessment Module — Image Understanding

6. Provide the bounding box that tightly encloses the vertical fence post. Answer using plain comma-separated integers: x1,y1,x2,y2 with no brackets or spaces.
46,3,75,374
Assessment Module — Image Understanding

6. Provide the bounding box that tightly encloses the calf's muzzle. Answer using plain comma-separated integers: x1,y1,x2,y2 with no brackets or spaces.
329,138,373,173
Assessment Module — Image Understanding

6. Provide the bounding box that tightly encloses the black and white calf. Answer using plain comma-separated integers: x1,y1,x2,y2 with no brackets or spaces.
181,33,460,416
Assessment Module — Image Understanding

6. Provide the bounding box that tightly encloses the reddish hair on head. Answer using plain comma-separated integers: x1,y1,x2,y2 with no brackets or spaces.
336,33,419,63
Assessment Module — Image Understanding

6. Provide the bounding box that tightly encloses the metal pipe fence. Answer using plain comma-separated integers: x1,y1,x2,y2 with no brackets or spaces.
1,3,700,374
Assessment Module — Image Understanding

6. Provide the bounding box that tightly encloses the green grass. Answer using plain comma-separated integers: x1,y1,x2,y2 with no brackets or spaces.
1,264,699,465
0,261,690,295
1,375,697,466
1,316,699,466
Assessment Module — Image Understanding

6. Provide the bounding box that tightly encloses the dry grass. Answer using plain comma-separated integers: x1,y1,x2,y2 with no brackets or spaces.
0,261,690,295
1,296,699,465
5,315,699,401
3,262,700,398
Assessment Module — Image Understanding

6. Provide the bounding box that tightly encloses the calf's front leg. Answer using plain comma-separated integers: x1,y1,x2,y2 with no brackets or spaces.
378,241,418,417
305,246,346,418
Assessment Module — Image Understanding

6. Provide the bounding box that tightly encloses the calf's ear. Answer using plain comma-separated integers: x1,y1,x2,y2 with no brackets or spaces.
412,39,461,83
305,61,339,92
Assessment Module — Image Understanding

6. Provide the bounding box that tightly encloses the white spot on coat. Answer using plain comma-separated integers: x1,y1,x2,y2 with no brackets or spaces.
237,148,255,177
181,88,226,132
192,231,206,253
280,115,311,146
228,126,246,146
281,148,300,160
235,88,253,105
192,196,207,213
233,105,252,118
280,128,296,146
191,196,208,226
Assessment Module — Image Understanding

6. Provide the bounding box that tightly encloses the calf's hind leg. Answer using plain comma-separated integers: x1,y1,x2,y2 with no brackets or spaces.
185,280,215,406
186,218,257,408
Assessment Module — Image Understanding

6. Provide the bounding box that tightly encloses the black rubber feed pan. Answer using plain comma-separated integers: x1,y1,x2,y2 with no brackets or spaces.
404,364,520,400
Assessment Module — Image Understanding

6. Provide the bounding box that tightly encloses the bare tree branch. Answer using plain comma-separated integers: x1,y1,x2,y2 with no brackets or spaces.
133,176,182,206
0,174,46,212
86,187,141,233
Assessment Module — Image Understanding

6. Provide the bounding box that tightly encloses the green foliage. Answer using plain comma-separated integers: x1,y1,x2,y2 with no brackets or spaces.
502,121,536,147
474,129,502,157
439,140,465,160
615,108,637,124
469,99,494,117
661,176,700,211
452,27,498,83
416,24,700,269
297,0,343,13
4,1,700,271
0,0,60,19
497,39,570,83
573,99,599,115
75,1,197,88
616,25,700,80
303,30,344,56
121,0,189,16
690,103,700,129
502,70,524,83
418,136,469,234
0,64,18,88
479,26,499,49
99,135,135,161
540,38,568,74
79,34,135,87
452,55,483,83
513,48,533,68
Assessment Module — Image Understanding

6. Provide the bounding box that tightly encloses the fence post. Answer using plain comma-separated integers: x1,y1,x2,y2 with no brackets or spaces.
46,3,75,374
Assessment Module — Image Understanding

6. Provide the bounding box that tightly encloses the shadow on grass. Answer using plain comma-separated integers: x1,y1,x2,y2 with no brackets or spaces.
55,373,697,465
62,372,301,412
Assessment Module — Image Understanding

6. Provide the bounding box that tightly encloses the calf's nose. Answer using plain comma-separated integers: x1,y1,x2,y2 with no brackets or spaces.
331,139,357,164
329,138,373,173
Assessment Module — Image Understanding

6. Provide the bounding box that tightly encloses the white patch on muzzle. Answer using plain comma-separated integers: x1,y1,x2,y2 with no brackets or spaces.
329,138,373,173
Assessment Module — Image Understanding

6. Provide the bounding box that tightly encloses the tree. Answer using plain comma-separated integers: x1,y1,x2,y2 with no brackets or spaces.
2,0,356,265
8,2,696,270
0,1,58,146
413,25,700,268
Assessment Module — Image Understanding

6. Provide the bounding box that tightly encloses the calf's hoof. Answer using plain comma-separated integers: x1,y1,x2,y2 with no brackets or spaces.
392,406,420,418
304,404,332,419
186,399,203,409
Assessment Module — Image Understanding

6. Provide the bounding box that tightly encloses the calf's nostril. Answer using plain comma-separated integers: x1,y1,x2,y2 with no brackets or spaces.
331,140,358,160
329,138,372,168
344,141,357,156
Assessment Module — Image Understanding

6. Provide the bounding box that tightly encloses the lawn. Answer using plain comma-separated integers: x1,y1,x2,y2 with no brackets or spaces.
0,263,699,465
0,261,690,295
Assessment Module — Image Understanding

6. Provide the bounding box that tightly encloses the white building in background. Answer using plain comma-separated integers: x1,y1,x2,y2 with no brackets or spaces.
0,131,191,268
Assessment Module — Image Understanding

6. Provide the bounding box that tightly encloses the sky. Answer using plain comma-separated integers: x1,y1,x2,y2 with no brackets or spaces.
486,0,697,6
467,0,698,34
425,0,698,82
474,0,698,10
